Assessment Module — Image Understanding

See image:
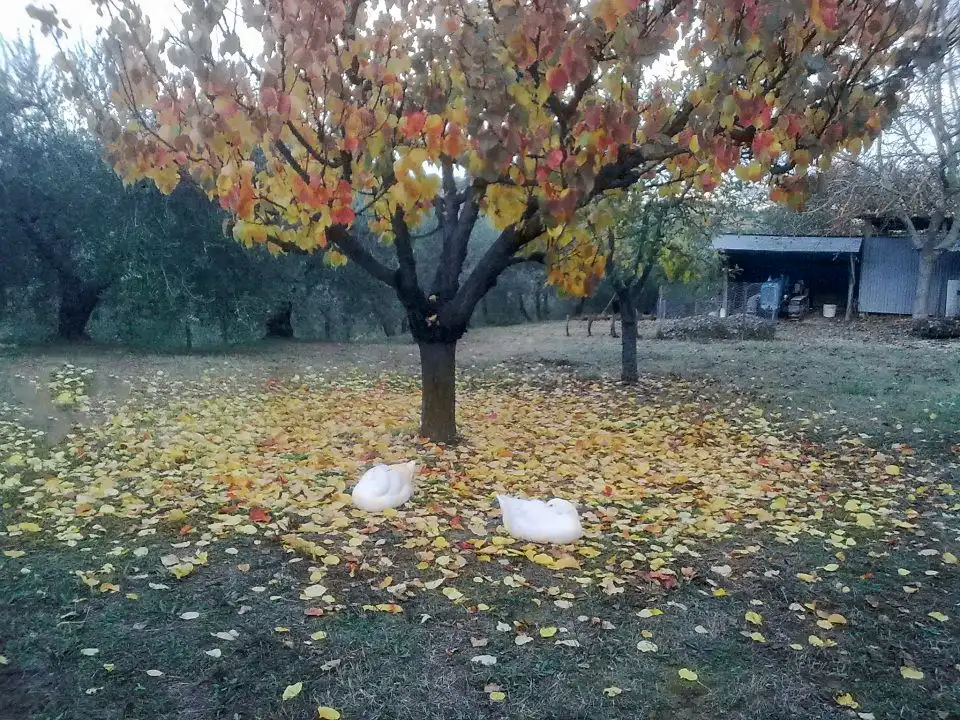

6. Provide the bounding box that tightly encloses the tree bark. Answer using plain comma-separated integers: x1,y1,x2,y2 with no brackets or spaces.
517,294,532,321
57,278,101,341
266,301,294,338
534,290,542,320
418,341,457,443
617,285,639,383
913,247,939,318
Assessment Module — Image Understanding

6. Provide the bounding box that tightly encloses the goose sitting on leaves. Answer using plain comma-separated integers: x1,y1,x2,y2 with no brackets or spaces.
351,461,417,512
496,494,583,544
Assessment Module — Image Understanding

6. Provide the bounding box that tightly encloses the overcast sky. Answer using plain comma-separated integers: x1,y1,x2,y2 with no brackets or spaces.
3,1,182,55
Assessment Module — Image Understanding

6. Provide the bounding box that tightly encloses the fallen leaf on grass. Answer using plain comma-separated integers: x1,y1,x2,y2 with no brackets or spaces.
928,611,949,622
603,686,622,697
677,668,699,682
636,640,658,652
179,611,199,620
900,666,924,680
80,648,99,656
146,669,164,677
745,611,762,626
835,693,860,709
471,655,497,666
488,691,506,702
317,707,341,719
539,626,558,638
204,649,222,658
282,682,303,700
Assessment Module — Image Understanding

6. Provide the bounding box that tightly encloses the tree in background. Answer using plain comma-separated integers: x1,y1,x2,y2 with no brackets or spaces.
0,39,132,340
40,0,937,441
591,189,719,382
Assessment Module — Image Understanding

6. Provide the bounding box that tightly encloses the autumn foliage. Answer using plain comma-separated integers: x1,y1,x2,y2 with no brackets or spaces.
33,0,936,439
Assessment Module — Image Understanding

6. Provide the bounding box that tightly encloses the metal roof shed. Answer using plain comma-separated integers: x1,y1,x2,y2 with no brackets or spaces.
712,234,862,319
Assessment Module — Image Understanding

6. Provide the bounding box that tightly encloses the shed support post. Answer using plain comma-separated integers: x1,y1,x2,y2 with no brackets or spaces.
845,253,857,322
721,264,729,317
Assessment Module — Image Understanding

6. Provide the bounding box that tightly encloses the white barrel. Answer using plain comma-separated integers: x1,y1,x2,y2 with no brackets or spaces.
822,304,837,318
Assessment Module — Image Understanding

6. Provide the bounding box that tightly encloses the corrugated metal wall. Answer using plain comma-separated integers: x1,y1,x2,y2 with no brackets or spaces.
859,237,960,315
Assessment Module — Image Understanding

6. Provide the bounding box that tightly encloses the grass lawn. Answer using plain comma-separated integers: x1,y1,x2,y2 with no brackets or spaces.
1,321,958,719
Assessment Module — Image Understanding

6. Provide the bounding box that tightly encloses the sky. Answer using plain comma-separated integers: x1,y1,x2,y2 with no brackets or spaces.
3,1,182,55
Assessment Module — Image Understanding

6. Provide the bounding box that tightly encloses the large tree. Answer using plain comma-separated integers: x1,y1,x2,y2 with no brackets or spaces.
36,0,938,441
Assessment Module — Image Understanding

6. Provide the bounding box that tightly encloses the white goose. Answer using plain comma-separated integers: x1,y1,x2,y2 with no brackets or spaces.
496,494,583,544
351,461,418,512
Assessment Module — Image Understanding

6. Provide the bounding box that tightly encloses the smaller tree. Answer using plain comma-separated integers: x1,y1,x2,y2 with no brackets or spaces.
591,189,718,382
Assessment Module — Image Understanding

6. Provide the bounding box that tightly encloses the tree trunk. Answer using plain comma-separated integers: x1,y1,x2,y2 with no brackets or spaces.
913,247,938,319
617,285,639,383
534,290,542,320
266,301,294,338
542,291,549,318
517,294,532,321
57,278,100,341
418,341,457,443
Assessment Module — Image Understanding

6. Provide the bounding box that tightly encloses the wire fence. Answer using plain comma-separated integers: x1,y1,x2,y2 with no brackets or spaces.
657,281,784,322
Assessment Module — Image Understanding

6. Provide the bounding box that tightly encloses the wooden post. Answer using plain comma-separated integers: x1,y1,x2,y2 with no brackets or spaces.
845,253,857,321
721,265,729,317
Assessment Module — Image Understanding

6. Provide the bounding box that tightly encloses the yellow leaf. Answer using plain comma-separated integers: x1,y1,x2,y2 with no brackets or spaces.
539,626,558,638
3,550,26,558
302,584,327,599
900,666,924,680
282,681,303,700
677,668,699,682
637,608,663,618
317,707,341,719
942,552,957,565
855,513,875,528
885,465,901,476
747,632,766,643
808,635,824,647
603,686,622,697
170,563,195,579
488,691,506,702
80,648,99,656
927,611,949,622
712,588,727,597
745,611,762,626
835,693,860,709
826,613,847,625
636,640,658,652
442,587,464,602
789,643,804,651
311,631,328,640
822,563,839,572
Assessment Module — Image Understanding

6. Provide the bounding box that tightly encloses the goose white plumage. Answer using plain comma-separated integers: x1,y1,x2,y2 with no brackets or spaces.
351,461,417,512
496,494,583,544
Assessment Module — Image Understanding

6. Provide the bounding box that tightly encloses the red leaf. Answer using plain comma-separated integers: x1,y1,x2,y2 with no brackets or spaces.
304,607,325,617
260,86,278,112
546,66,569,93
546,149,564,170
179,525,193,536
330,206,356,225
449,515,464,530
249,507,271,523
